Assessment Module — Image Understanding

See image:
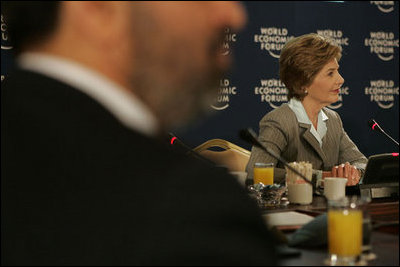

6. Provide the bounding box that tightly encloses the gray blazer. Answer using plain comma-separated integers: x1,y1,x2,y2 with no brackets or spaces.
246,104,367,184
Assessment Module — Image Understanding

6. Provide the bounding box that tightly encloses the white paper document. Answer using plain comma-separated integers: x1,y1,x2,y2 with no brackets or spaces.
262,211,314,227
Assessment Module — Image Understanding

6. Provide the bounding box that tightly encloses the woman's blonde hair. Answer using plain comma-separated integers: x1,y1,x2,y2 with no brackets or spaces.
279,33,342,100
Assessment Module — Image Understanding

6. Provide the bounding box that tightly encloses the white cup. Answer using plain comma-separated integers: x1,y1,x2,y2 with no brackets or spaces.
229,171,247,187
324,177,347,201
287,183,313,204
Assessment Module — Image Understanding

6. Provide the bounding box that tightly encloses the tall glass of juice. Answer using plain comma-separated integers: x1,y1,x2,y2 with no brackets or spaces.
327,196,363,266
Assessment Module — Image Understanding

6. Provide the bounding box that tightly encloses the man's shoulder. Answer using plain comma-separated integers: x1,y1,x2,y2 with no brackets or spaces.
2,69,95,111
3,68,70,91
2,68,116,124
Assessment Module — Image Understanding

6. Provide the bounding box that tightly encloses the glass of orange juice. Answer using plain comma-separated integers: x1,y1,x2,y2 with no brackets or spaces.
253,162,274,185
326,196,364,266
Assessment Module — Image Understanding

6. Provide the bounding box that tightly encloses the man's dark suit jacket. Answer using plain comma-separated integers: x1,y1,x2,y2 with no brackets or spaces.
1,69,277,266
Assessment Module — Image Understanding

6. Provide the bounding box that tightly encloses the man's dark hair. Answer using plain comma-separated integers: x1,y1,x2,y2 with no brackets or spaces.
1,1,61,54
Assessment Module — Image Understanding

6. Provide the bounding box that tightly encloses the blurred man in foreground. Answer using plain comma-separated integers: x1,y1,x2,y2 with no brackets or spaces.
1,2,277,265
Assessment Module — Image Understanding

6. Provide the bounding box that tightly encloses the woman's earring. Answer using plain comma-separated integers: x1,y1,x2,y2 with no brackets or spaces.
304,90,308,95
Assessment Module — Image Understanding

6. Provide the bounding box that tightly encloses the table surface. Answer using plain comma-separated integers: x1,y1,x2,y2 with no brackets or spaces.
261,196,399,266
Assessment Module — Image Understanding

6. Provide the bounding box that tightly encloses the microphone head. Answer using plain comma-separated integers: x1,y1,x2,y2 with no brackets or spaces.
239,128,262,148
368,119,382,132
167,132,177,145
368,119,376,128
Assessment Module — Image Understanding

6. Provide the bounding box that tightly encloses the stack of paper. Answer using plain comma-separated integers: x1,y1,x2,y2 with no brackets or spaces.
263,211,314,230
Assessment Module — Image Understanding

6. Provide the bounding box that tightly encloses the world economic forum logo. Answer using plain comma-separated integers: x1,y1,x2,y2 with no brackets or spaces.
316,29,349,48
211,79,238,111
220,27,237,56
364,80,399,109
254,78,288,109
1,14,12,82
364,32,399,61
254,27,294,59
1,14,12,50
370,1,395,13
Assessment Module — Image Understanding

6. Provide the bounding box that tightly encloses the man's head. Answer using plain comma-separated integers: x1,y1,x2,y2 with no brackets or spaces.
2,1,247,131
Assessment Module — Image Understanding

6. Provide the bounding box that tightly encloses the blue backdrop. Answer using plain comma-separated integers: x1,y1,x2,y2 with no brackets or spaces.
1,1,399,157
176,1,399,157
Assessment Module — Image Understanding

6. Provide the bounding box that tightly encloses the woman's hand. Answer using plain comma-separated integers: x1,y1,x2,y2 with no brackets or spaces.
331,162,360,186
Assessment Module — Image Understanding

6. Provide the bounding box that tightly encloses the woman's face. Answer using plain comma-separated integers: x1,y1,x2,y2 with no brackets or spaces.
304,58,345,107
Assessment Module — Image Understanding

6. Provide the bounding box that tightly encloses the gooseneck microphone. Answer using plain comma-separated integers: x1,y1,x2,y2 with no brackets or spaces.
368,119,399,147
167,133,215,165
168,133,194,153
239,128,313,187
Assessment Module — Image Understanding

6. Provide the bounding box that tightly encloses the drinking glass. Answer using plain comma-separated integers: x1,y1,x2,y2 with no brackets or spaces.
326,196,364,266
253,162,274,185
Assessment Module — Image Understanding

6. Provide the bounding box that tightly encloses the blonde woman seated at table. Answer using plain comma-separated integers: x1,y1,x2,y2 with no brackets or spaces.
246,33,367,187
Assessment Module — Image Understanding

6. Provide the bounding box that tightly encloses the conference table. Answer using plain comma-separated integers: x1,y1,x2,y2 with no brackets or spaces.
261,195,399,266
